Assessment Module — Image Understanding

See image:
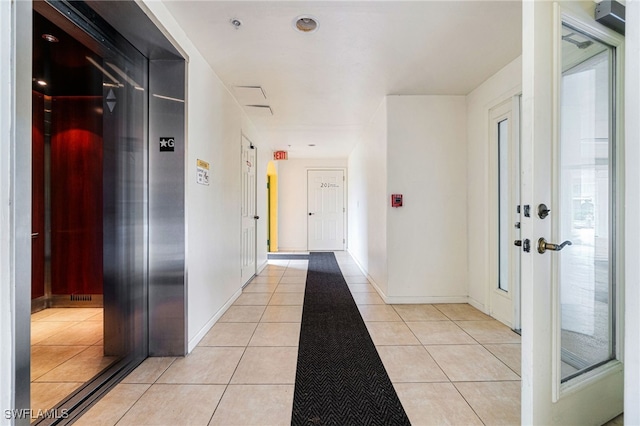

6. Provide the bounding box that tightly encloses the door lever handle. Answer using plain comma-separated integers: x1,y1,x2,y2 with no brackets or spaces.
537,238,572,254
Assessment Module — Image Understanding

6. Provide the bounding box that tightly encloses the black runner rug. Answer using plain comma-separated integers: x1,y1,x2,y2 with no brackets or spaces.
292,252,411,425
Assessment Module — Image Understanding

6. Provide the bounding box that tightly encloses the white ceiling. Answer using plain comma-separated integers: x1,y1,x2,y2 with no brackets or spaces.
163,1,522,159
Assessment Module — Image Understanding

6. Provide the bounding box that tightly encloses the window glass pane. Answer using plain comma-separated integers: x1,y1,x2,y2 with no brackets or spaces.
498,119,510,292
560,25,613,381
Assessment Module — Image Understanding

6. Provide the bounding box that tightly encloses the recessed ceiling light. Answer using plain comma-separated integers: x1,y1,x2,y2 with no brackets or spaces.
293,15,319,33
42,34,59,43
230,18,242,29
37,80,47,86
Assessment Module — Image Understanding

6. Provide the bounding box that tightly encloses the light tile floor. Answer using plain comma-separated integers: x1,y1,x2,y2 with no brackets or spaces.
77,253,524,425
31,307,112,418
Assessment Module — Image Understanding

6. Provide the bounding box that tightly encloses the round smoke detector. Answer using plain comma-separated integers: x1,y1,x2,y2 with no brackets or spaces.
293,15,319,33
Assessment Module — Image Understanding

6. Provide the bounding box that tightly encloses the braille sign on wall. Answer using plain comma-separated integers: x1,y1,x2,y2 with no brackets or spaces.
160,137,175,152
196,159,210,185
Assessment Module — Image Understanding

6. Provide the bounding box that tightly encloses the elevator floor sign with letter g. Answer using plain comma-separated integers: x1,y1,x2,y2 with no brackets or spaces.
160,137,175,152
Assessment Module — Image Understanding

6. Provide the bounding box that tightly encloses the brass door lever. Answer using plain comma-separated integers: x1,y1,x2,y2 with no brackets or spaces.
537,238,572,254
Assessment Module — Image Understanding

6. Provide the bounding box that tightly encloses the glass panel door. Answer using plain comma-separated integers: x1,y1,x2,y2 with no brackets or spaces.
559,24,615,382
522,4,623,422
490,97,520,329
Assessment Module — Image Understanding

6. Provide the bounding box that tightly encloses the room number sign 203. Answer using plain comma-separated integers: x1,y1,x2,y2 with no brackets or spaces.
320,183,339,188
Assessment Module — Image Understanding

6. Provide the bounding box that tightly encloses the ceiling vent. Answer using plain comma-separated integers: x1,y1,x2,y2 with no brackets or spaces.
233,86,267,104
244,105,273,116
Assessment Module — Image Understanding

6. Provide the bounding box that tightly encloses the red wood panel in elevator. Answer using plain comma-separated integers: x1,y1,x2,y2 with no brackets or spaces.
50,96,103,295
32,91,46,300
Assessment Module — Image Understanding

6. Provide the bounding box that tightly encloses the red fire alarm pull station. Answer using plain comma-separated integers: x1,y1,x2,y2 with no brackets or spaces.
391,194,403,207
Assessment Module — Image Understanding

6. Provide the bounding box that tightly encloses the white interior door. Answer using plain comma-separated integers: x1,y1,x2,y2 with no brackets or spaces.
307,169,345,251
521,2,624,423
490,97,521,330
241,135,257,283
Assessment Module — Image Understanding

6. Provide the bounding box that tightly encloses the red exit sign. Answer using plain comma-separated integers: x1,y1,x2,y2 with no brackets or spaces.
273,151,288,160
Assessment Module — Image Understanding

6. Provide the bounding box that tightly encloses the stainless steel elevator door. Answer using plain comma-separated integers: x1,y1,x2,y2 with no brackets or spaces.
98,17,149,362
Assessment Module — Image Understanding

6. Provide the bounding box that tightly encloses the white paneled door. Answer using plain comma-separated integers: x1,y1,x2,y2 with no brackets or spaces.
307,170,345,251
521,2,623,424
490,96,521,330
241,135,257,284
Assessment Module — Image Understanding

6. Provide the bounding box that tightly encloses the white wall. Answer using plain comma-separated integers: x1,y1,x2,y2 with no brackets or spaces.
466,56,522,312
348,96,468,302
386,96,467,301
142,2,268,352
348,99,388,294
278,158,348,251
349,58,521,306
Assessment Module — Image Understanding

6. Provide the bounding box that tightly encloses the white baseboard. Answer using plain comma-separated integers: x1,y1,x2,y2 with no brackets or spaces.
384,296,470,304
467,297,489,315
276,247,308,252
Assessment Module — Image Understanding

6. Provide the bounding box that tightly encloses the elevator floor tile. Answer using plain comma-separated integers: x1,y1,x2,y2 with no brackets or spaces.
30,308,108,415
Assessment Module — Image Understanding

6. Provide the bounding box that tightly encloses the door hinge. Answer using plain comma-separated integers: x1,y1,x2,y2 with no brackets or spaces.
267,182,270,189
343,207,345,213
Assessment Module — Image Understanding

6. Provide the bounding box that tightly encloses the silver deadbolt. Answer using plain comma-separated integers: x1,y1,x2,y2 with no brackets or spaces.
537,238,572,254
515,239,531,252
538,203,551,219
